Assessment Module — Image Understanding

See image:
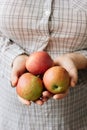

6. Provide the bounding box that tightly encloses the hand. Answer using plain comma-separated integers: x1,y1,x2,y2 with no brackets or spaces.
11,54,28,87
11,54,52,106
41,54,78,100
48,52,87,100
54,54,78,87
10,54,32,105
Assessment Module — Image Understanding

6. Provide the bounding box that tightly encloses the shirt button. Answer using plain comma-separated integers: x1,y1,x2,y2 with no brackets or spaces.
45,10,50,16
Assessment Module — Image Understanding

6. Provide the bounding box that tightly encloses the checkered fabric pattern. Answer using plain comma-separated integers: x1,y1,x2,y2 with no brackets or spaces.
0,0,87,130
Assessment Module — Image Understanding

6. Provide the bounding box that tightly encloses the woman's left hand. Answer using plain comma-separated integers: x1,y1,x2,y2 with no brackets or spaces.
42,52,87,100
34,53,78,102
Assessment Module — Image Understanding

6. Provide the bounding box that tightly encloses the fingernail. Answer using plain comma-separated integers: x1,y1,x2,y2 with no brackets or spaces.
71,81,76,87
12,77,17,86
35,100,43,105
25,101,31,106
10,81,15,88
53,95,59,100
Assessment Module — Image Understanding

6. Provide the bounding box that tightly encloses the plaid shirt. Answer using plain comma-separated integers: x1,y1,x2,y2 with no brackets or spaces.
0,0,87,130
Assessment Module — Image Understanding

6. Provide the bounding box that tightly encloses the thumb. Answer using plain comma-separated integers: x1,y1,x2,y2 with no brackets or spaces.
69,67,78,87
11,69,19,87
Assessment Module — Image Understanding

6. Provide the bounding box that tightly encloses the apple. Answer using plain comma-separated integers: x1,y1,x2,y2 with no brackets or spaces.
43,66,70,94
26,51,54,75
16,73,43,101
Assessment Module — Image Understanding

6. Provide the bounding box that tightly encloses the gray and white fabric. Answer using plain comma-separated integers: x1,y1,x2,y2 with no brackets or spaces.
0,0,87,130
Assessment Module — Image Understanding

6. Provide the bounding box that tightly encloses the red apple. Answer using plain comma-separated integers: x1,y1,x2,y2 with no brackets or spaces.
43,66,70,94
26,51,54,75
16,73,43,101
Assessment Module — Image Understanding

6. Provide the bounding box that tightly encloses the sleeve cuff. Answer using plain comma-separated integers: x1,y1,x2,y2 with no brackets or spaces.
0,38,27,67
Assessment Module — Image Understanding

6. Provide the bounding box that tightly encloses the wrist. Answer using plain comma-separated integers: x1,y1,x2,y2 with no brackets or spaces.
66,53,87,69
12,54,29,67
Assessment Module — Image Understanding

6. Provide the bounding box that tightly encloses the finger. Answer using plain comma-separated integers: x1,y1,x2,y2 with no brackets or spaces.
17,95,31,105
69,67,78,87
11,65,21,87
35,100,44,105
11,71,19,87
11,75,18,87
53,90,69,100
42,97,49,102
42,91,53,98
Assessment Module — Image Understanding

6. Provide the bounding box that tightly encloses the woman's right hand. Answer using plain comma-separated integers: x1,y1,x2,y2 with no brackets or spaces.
10,54,32,105
11,54,52,106
11,54,28,87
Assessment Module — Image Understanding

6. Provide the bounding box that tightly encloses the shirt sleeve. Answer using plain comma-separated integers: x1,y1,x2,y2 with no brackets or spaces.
0,36,27,68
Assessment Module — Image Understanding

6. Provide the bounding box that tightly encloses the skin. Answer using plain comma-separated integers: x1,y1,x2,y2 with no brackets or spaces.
11,53,87,106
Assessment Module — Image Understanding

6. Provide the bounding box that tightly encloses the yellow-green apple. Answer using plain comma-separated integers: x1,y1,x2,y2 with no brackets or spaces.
43,66,70,94
16,72,43,101
26,51,54,75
